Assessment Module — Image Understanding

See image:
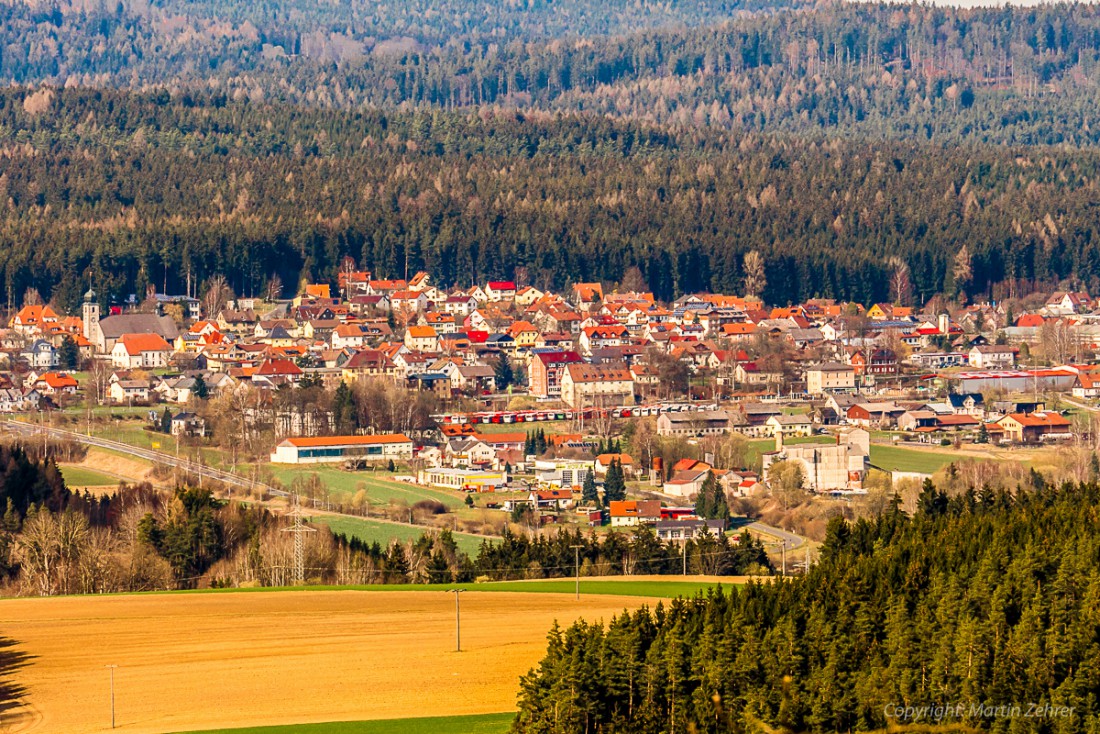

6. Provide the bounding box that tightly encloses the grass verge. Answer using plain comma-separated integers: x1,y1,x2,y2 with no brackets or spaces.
175,712,515,734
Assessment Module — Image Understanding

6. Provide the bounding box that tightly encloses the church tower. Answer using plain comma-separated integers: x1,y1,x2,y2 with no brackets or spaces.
82,287,100,344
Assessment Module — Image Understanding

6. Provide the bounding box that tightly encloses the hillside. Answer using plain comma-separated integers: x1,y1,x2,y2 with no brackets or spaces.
514,482,1100,732
4,87,1100,309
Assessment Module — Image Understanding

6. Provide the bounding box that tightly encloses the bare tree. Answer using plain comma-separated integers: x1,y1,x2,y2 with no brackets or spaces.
742,250,767,298
888,258,913,306
203,274,234,317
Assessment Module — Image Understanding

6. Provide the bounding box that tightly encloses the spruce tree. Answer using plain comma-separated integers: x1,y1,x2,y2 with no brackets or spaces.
582,469,599,506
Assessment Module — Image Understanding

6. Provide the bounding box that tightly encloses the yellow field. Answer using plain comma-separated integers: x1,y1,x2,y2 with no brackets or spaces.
0,589,655,734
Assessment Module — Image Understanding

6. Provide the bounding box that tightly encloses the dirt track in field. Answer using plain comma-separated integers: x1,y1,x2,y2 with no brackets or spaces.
0,590,653,733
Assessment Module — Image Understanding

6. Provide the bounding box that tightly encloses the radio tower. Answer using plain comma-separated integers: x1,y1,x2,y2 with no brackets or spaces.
282,495,316,586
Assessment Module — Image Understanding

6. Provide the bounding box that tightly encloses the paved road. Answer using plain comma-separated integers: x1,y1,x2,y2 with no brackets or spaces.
744,521,806,550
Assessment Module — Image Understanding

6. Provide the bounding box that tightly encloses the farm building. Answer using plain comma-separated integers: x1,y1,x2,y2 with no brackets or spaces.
271,434,414,464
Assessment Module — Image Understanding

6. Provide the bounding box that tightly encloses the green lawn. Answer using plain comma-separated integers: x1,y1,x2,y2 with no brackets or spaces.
471,420,572,435
175,712,514,734
59,466,120,487
869,444,961,474
144,578,740,599
312,515,490,556
265,465,464,508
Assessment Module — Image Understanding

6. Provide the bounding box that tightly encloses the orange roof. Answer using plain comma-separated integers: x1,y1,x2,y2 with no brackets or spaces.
305,284,331,298
283,434,412,448
596,453,633,466
407,325,438,338
1001,412,1070,428
508,320,538,336
118,333,171,355
38,372,78,388
573,283,604,302
721,323,756,336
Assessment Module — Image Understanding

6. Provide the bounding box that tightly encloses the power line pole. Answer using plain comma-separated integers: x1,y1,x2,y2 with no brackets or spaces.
281,495,316,586
105,664,117,729
570,544,583,600
682,540,687,576
450,589,464,652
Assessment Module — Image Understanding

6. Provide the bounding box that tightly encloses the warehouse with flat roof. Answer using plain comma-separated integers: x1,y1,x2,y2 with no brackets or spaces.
271,434,414,464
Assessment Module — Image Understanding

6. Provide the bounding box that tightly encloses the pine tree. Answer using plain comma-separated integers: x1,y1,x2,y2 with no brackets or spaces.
604,459,627,503
582,469,599,506
192,374,208,400
58,336,79,370
495,354,514,390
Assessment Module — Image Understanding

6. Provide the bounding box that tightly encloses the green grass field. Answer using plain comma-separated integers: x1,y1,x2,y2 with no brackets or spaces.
160,578,739,598
312,515,490,556
176,712,514,734
869,444,961,473
59,466,120,487
265,465,464,508
470,420,572,435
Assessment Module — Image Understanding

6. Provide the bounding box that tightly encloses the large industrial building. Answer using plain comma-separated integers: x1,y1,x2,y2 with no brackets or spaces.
270,434,414,464
762,428,870,492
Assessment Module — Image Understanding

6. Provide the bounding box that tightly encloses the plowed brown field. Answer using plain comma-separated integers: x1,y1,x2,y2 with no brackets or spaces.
0,590,652,733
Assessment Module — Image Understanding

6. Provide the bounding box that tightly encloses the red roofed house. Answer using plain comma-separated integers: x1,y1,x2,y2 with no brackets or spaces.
528,350,583,399
111,333,172,368
485,281,517,302
253,358,304,387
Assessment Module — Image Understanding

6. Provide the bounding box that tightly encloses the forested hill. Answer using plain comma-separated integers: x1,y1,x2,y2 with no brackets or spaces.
514,482,1100,733
6,3,1100,143
5,88,1100,310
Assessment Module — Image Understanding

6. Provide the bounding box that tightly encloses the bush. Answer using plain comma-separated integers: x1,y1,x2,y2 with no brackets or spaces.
412,499,447,516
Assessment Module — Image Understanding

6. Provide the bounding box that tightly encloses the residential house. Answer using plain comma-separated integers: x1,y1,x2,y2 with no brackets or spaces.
528,350,583,399
996,411,1073,443
21,340,58,369
655,519,727,542
405,325,440,353
765,414,814,437
111,334,172,369
608,500,662,527
109,379,152,404
804,363,856,395
969,345,1016,369
484,281,517,302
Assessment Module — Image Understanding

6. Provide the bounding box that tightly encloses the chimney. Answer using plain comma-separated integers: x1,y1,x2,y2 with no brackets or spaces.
775,429,784,452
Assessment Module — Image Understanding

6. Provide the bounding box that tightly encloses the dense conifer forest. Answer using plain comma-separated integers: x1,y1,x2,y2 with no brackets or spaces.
4,87,1100,310
514,481,1100,733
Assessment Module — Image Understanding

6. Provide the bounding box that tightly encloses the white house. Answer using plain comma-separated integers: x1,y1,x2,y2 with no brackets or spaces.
111,334,172,368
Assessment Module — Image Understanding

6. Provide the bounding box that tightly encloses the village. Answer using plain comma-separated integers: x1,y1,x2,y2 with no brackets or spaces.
1,267,1097,540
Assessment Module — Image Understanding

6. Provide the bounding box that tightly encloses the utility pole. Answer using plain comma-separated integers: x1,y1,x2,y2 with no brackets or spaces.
450,589,464,652
682,540,687,576
105,664,117,729
570,544,583,600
